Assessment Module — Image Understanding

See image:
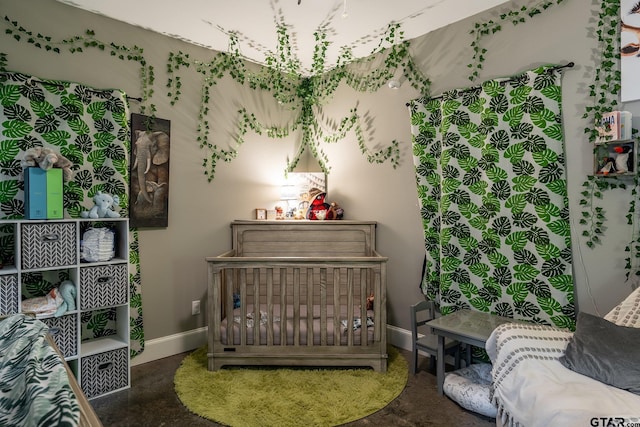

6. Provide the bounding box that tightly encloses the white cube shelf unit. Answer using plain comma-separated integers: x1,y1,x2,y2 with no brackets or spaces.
0,217,130,399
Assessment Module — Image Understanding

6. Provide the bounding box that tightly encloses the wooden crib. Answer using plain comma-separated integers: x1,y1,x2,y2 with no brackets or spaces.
206,220,388,372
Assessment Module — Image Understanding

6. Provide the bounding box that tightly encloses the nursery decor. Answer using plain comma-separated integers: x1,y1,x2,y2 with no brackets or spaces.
174,345,408,427
410,65,575,330
580,0,640,283
80,191,121,219
0,70,145,357
21,147,74,181
129,113,170,228
621,0,640,102
167,20,429,181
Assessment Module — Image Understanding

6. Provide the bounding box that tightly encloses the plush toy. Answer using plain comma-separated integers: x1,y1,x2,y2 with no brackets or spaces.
22,147,73,181
54,280,76,317
366,293,375,311
305,188,344,220
614,145,633,173
80,191,121,218
599,156,616,175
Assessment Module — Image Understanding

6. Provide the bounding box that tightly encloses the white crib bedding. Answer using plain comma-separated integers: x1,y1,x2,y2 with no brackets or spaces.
487,287,640,427
220,304,375,346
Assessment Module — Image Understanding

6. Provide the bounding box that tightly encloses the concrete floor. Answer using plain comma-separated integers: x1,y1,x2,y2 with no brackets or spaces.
91,348,496,426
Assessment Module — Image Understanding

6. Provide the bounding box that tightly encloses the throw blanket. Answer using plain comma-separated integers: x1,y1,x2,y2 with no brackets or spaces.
487,288,640,427
0,315,80,427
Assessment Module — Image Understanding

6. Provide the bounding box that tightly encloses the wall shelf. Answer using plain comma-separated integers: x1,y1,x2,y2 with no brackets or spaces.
593,139,637,177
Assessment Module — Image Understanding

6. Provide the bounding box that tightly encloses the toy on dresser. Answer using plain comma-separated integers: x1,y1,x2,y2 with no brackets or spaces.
305,188,344,220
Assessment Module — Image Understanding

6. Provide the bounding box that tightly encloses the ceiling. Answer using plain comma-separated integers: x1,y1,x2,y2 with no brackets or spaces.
56,0,509,74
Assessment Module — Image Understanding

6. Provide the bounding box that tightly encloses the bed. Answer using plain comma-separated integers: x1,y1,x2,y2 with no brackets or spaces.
0,314,102,427
487,287,640,427
206,220,388,372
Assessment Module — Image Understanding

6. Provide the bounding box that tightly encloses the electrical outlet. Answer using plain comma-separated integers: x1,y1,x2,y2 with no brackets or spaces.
191,300,200,315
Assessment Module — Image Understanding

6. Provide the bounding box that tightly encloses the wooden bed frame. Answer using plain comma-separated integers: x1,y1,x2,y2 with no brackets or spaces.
206,220,388,372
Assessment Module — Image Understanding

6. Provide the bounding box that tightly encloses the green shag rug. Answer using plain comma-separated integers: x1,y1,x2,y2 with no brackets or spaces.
174,346,408,427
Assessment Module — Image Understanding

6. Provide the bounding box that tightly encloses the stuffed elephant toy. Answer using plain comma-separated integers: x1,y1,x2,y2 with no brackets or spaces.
54,280,76,317
80,191,120,218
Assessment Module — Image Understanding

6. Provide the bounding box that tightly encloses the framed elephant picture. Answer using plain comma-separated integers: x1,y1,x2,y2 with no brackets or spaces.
129,113,171,227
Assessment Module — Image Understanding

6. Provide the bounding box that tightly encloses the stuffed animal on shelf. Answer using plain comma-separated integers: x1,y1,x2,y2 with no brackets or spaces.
21,147,73,181
80,191,121,218
599,156,616,175
54,280,76,317
614,145,634,173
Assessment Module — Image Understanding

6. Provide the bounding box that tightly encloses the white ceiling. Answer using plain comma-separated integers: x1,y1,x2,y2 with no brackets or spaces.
56,0,509,74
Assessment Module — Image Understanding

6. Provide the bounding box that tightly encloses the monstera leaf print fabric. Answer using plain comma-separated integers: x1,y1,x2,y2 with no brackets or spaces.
0,70,144,356
410,66,575,330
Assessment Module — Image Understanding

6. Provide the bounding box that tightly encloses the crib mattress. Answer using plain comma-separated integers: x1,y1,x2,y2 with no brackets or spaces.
220,304,375,346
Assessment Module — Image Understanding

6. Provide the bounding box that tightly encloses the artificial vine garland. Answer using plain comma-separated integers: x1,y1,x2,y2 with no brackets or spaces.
167,23,429,181
467,0,568,82
577,0,640,281
1,16,156,116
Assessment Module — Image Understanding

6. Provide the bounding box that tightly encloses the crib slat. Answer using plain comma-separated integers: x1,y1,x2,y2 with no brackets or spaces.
253,268,260,345
266,268,274,346
226,268,235,346
280,268,286,346
333,268,340,346
360,268,368,346
320,268,327,346
307,268,313,346
347,267,354,346
237,269,246,346
374,266,382,343
293,268,300,346
209,264,221,347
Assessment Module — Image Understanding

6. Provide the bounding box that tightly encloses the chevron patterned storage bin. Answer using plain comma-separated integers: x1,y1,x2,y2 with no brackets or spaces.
42,314,78,358
21,223,76,269
0,274,19,315
80,264,128,310
80,347,129,399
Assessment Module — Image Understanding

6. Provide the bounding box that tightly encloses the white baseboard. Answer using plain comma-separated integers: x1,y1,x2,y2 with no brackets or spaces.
132,324,413,366
386,324,412,351
131,326,208,366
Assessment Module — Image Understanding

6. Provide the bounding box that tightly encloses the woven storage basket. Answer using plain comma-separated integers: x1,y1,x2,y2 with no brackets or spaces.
21,223,76,269
80,347,129,399
0,274,19,315
42,313,78,358
80,264,128,310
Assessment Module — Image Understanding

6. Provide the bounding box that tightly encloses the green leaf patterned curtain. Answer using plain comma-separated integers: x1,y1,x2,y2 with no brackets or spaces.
409,66,575,330
0,70,144,357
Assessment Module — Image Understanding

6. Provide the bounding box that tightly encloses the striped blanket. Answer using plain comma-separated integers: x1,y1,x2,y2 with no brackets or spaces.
487,288,640,427
0,314,80,427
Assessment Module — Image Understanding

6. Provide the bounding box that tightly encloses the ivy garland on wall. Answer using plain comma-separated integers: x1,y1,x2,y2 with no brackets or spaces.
1,16,156,116
467,0,568,82
167,23,430,180
577,0,640,281
2,1,570,183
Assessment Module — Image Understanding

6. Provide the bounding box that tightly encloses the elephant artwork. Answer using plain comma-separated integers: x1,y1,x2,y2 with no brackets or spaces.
129,114,171,227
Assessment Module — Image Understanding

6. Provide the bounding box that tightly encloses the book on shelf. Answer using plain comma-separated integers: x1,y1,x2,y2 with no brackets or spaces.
596,110,633,143
620,111,632,140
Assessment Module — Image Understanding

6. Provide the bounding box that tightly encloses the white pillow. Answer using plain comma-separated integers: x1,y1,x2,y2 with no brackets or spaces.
443,363,497,418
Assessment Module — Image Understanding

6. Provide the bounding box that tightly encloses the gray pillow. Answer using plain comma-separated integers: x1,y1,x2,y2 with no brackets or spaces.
559,312,640,395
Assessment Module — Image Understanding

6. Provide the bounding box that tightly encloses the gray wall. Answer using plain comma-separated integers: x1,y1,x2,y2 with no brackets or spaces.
1,0,636,348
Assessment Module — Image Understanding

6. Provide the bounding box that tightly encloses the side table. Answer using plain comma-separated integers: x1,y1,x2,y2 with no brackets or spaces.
427,309,521,395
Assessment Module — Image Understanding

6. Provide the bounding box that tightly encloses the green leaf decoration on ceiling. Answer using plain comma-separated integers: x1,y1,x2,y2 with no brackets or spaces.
167,21,430,181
